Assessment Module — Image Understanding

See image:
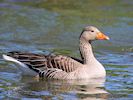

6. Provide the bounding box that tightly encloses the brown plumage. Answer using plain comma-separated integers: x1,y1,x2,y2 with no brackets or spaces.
6,51,82,78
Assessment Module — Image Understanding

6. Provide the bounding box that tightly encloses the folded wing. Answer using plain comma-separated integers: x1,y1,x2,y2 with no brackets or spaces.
4,51,82,79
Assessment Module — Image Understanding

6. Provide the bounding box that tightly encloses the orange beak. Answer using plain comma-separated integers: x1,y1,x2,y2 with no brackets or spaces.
96,32,109,40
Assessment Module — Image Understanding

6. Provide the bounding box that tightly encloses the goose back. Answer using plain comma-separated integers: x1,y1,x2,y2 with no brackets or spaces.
7,51,82,74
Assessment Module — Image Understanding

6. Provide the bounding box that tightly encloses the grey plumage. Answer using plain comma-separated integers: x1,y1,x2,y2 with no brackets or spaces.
3,26,109,79
5,51,82,79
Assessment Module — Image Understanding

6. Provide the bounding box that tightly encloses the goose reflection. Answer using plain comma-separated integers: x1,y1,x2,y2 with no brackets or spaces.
16,77,109,100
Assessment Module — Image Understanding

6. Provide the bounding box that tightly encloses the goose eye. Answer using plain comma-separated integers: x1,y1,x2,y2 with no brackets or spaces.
91,30,94,32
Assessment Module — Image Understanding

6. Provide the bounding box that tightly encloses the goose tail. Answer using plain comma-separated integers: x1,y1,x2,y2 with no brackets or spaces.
2,54,38,76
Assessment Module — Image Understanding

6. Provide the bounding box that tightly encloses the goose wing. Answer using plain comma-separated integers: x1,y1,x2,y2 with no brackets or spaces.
5,51,82,78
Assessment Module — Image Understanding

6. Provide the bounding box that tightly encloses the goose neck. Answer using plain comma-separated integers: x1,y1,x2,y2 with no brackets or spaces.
79,38,96,65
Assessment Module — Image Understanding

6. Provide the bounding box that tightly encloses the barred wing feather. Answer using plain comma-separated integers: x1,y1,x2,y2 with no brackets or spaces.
4,51,82,79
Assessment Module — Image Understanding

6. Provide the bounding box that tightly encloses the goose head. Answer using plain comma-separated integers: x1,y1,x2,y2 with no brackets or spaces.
80,26,109,41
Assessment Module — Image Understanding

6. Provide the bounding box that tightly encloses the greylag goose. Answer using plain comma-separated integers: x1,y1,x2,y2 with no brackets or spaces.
3,26,109,79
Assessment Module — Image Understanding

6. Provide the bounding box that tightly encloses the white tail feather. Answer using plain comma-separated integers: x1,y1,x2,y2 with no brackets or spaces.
3,54,37,76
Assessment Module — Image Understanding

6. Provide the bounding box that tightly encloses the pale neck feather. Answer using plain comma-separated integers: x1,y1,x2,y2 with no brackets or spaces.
79,37,97,65
79,37,106,77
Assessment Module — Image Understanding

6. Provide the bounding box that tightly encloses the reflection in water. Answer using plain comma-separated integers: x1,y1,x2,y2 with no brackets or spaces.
15,77,109,99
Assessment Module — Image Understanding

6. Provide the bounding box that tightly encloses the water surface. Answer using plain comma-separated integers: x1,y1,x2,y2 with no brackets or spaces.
0,0,133,99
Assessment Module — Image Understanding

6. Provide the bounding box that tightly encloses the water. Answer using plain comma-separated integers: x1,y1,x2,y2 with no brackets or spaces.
0,0,133,99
